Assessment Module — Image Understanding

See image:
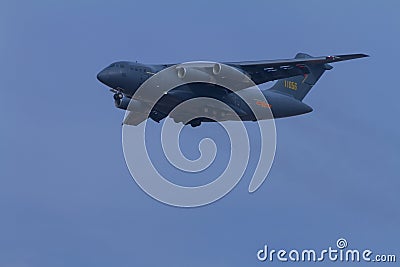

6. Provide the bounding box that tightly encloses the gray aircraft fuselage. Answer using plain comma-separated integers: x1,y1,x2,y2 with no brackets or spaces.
97,62,312,125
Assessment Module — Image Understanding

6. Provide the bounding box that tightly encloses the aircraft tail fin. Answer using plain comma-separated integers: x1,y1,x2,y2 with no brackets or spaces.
268,53,332,101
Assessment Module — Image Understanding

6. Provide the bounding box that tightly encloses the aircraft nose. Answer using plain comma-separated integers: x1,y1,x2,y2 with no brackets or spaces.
97,69,108,84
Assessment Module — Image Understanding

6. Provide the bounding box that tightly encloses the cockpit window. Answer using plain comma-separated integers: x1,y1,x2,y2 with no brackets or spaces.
109,63,125,68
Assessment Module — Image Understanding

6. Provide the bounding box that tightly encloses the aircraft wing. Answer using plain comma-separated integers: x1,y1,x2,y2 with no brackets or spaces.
227,53,369,85
123,110,148,126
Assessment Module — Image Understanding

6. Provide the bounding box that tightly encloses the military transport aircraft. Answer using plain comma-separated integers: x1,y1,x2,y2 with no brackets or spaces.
97,53,368,127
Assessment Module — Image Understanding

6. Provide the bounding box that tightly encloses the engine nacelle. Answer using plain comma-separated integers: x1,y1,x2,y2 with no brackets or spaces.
176,66,187,78
114,97,144,112
176,63,223,79
176,66,212,81
212,63,222,75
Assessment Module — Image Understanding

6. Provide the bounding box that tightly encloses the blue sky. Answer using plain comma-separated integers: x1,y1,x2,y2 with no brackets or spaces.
1,1,399,266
